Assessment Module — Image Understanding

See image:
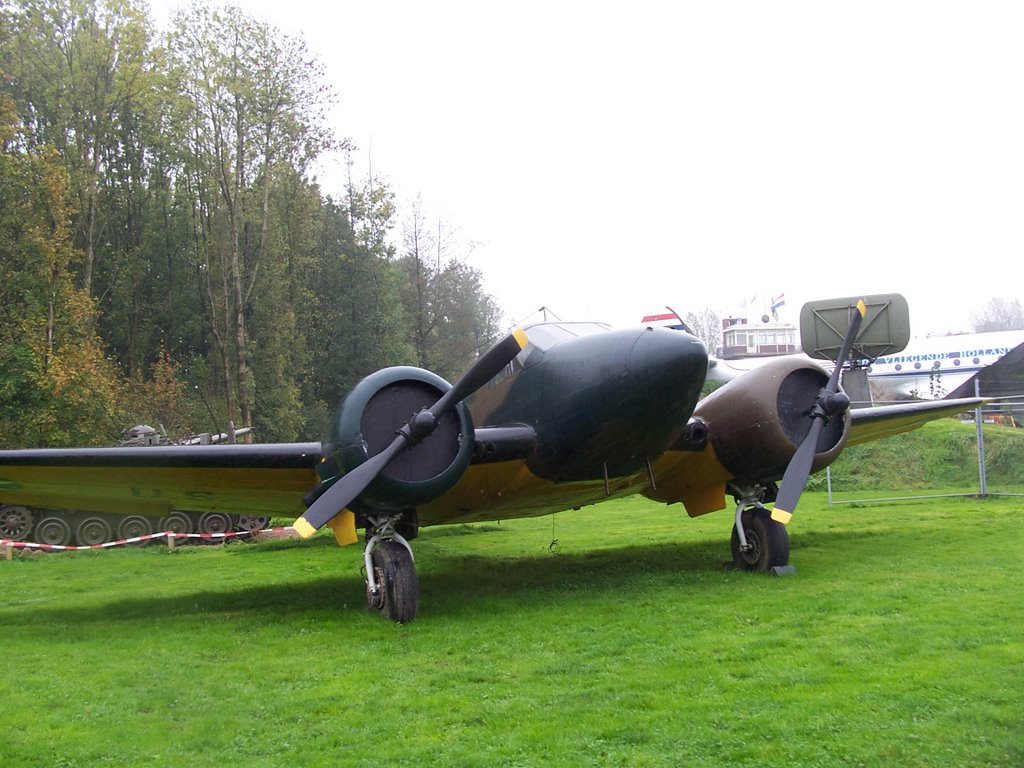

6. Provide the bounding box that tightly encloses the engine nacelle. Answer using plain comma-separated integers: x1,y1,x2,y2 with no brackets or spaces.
695,357,850,484
319,366,474,513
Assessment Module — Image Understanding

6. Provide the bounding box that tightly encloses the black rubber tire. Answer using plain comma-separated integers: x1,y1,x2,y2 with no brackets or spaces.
369,540,419,623
730,506,790,571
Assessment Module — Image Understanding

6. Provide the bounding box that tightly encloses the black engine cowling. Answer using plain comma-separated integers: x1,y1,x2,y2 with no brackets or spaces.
319,366,475,513
695,357,851,483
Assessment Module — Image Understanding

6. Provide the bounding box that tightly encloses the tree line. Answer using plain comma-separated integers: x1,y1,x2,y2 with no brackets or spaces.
0,0,503,447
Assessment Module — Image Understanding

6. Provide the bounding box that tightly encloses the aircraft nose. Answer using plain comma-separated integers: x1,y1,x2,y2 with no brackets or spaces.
523,325,710,482
630,327,709,406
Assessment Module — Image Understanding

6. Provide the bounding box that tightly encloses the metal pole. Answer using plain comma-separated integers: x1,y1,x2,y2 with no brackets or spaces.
975,379,987,498
826,466,834,507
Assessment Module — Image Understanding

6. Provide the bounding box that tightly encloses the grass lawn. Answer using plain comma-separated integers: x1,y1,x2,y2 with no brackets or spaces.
1,492,1021,767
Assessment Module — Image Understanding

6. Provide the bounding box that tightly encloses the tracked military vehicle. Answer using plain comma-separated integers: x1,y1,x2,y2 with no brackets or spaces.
0,425,269,546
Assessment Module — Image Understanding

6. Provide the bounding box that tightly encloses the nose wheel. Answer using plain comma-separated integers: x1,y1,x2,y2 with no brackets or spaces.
363,527,419,623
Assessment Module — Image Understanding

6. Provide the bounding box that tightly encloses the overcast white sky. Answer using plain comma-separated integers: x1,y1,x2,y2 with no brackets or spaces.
152,1,1024,337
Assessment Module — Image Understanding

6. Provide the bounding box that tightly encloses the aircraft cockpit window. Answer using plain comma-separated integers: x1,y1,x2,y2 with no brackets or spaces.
517,322,611,366
522,322,611,351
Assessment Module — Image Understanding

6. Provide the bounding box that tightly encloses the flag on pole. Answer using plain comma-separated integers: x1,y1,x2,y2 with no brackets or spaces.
770,293,785,320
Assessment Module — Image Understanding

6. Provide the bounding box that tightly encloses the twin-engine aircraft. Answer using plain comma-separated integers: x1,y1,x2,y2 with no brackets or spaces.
0,296,982,621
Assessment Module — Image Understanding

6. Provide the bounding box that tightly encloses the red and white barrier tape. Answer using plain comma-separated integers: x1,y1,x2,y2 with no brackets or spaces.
1,527,296,552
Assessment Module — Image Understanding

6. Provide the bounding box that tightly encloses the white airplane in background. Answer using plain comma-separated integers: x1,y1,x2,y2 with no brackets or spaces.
850,330,1024,399
641,312,1024,401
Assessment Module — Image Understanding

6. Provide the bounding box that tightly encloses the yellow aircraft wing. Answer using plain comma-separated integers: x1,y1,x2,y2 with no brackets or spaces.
0,443,322,518
847,398,984,446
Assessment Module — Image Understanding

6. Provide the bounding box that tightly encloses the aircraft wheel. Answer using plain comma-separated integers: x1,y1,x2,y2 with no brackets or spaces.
35,516,72,547
76,516,112,546
0,505,34,541
367,540,418,623
730,506,790,572
117,516,154,545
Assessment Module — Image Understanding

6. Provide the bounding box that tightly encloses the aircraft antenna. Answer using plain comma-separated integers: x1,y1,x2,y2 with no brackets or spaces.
664,306,695,335
513,306,561,328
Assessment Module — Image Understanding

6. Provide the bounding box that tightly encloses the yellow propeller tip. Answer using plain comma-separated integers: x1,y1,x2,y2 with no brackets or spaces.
513,328,529,350
293,517,318,539
856,299,867,317
771,508,793,525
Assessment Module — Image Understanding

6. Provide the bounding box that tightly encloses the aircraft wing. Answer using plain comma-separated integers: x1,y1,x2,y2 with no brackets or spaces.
847,397,985,446
0,426,538,525
0,443,323,518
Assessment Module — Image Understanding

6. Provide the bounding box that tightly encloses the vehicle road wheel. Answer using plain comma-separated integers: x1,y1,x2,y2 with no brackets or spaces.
35,516,72,547
730,506,790,572
236,515,269,533
198,512,233,536
117,516,154,545
368,540,418,623
75,516,112,546
0,505,34,541
159,511,194,545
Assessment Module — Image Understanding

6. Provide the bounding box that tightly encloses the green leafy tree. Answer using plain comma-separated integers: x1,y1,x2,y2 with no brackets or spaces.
248,168,319,442
167,1,335,432
306,186,410,422
0,92,125,446
3,0,154,295
0,0,511,447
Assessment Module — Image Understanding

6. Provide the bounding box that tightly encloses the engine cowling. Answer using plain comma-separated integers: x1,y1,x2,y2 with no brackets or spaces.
319,366,475,513
695,357,851,484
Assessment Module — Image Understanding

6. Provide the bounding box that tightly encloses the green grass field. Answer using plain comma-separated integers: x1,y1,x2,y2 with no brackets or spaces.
2,492,1021,767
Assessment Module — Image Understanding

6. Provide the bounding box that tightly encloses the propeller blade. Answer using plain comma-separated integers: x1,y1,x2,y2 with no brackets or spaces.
429,329,530,417
771,418,823,523
294,329,530,538
295,435,407,537
772,300,866,524
824,300,867,394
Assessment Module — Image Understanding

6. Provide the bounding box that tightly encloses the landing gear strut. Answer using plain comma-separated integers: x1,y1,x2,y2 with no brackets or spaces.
363,517,418,622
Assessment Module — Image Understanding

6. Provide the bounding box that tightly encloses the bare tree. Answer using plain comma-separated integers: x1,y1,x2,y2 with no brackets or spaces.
684,307,722,355
971,298,1024,332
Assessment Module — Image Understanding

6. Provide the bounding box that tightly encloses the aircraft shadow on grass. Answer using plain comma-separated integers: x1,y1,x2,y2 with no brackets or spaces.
2,527,905,626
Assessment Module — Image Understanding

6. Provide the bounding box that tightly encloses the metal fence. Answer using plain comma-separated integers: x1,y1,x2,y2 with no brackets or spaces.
827,393,1024,506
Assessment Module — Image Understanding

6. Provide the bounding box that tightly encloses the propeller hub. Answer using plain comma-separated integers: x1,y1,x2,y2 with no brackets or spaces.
407,409,439,442
819,390,850,417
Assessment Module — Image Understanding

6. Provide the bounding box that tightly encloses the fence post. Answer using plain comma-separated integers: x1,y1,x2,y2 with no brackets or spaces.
975,379,988,498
